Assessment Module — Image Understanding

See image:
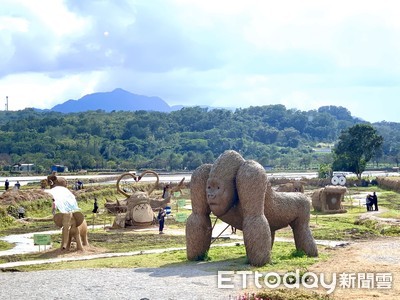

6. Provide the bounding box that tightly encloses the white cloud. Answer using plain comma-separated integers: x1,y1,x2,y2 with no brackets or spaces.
0,71,106,110
1,0,400,123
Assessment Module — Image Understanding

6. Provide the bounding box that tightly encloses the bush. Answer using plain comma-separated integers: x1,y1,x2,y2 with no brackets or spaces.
6,205,18,219
0,214,15,228
0,206,7,217
0,206,15,228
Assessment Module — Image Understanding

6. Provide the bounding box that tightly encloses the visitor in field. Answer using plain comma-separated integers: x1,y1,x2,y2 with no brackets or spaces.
92,198,99,214
18,206,25,219
4,179,9,191
162,184,170,199
52,199,56,215
231,226,236,234
366,194,373,211
158,207,166,234
75,179,84,190
372,191,378,211
14,181,21,190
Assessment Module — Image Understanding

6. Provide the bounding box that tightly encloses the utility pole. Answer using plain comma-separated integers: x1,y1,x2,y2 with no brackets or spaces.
5,96,8,111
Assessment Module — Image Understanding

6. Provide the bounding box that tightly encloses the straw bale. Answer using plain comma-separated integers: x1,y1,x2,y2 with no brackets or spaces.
376,176,400,192
276,181,304,193
311,185,347,213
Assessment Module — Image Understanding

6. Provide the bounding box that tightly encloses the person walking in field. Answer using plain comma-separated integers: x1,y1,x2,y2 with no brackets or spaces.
162,184,170,199
92,198,99,214
4,179,9,191
371,191,378,211
158,207,166,234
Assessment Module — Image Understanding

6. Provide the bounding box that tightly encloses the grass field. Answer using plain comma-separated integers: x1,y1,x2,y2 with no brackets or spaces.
1,185,399,299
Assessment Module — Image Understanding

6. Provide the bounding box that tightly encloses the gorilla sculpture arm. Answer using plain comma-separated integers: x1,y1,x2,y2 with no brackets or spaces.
186,164,213,260
236,160,272,266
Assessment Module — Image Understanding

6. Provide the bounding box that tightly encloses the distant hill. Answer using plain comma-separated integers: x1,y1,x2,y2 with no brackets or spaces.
50,88,184,113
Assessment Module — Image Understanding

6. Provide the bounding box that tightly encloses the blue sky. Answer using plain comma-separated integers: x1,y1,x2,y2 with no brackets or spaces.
1,0,400,123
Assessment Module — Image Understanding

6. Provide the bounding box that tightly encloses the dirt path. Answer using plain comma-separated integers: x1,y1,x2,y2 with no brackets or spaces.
305,191,400,299
308,236,400,299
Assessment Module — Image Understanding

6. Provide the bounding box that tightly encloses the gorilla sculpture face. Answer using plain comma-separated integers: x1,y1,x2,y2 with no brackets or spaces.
206,177,234,217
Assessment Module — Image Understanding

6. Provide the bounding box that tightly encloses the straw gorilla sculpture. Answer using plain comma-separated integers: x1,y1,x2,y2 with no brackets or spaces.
186,150,318,266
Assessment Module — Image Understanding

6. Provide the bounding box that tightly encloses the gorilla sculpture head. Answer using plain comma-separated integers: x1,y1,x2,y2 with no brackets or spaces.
206,150,243,217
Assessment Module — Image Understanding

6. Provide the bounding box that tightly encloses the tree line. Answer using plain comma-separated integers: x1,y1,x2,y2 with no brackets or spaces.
0,105,398,174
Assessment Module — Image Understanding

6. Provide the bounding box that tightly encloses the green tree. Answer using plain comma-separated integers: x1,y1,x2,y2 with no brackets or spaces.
169,152,183,171
0,105,392,173
332,124,383,179
318,163,332,179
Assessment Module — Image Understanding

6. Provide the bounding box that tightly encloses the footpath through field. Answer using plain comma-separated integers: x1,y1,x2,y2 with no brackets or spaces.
0,221,347,269
1,206,400,299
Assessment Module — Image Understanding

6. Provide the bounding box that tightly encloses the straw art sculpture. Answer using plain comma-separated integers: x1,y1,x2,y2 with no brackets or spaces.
111,170,185,227
41,172,68,189
276,181,305,193
311,185,347,213
53,211,89,251
186,150,318,266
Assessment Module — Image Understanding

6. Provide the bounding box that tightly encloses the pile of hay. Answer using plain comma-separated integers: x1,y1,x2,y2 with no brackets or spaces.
376,176,400,192
0,189,52,205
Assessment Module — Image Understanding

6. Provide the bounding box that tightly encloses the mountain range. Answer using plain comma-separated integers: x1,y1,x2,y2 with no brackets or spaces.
50,88,185,113
48,89,367,124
